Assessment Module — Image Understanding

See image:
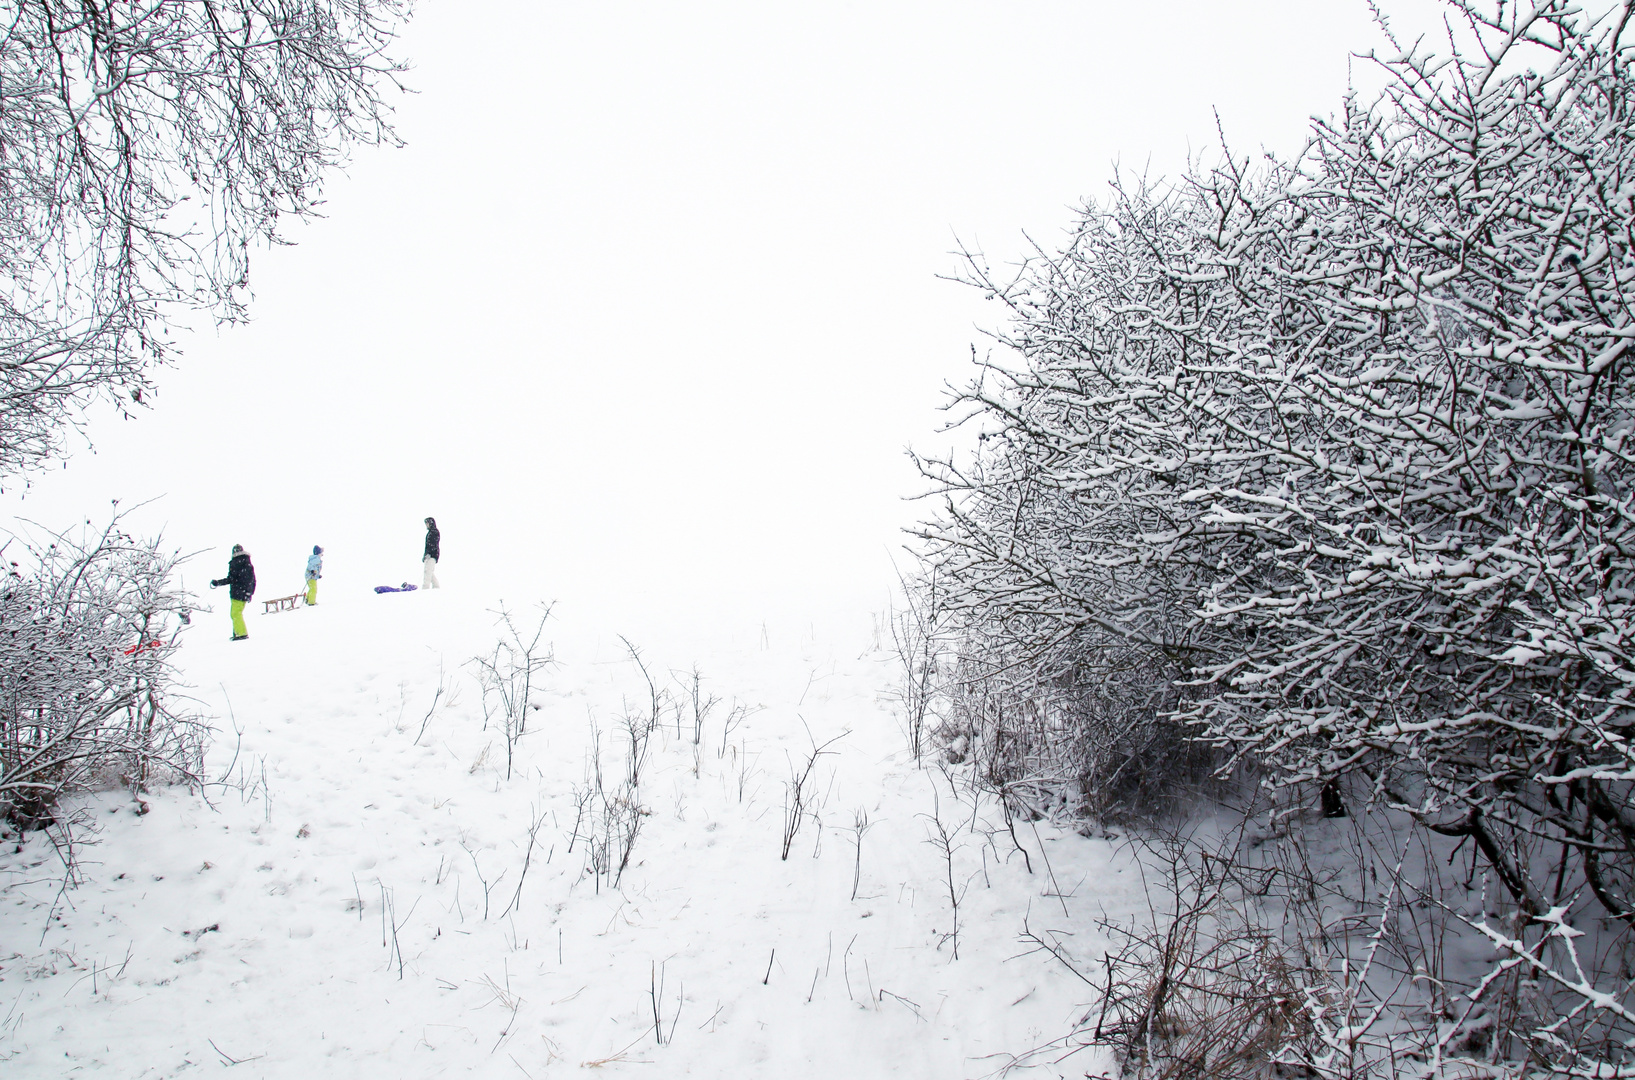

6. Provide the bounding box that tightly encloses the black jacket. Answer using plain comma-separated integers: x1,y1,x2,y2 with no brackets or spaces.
211,553,256,602
424,524,440,561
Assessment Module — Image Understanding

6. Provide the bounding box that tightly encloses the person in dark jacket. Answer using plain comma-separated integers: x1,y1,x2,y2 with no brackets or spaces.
209,544,257,640
422,517,441,590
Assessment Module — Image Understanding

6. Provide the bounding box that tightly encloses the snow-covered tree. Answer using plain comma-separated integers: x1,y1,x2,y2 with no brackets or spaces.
0,0,410,478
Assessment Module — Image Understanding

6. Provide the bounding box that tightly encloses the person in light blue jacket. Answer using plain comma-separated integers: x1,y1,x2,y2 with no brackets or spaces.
305,545,323,606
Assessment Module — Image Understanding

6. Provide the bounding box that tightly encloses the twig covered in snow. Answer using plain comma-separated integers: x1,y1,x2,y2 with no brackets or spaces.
849,806,873,901
779,726,846,861
921,783,967,959
467,603,555,781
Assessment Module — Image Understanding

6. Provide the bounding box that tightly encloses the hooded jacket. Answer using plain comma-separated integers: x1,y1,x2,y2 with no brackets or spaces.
211,552,257,602
306,549,323,582
424,520,440,561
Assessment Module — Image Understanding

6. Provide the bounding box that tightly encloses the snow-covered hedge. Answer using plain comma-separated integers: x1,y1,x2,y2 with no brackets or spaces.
917,2,1635,1070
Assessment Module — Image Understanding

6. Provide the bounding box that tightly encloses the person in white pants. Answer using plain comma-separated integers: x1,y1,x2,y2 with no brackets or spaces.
422,516,441,589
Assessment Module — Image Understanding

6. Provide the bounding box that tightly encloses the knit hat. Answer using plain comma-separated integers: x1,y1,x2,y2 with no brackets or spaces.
231,544,244,555
313,545,323,555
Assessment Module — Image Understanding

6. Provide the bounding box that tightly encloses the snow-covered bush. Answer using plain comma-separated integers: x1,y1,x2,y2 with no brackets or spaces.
0,514,201,828
917,1,1635,1070
925,0,1635,901
1165,2,1635,942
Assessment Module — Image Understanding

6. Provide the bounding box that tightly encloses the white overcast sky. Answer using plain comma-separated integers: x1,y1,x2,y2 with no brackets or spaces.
2,0,1461,646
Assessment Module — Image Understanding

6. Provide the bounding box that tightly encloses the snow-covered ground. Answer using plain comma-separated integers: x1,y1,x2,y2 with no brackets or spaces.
1,584,1140,1078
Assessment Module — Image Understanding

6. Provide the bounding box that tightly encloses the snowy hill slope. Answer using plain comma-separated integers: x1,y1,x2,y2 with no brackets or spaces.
1,587,1134,1078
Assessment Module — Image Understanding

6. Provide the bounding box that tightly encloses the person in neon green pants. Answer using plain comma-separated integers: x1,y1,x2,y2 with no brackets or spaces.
209,545,257,641
305,545,323,605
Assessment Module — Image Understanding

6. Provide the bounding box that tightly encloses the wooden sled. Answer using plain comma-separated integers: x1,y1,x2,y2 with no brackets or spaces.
264,593,305,613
